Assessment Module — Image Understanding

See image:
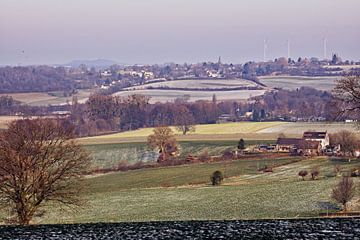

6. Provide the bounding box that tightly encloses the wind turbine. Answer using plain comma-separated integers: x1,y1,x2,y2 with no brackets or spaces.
287,40,290,59
323,37,328,60
263,39,267,62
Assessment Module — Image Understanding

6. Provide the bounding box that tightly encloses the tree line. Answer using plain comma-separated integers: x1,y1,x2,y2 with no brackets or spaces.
1,86,339,136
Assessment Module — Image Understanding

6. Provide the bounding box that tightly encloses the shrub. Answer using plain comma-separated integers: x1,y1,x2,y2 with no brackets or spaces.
263,166,273,173
334,165,342,177
198,150,210,162
332,176,355,211
311,167,320,180
298,170,308,180
185,154,196,163
222,149,235,160
211,170,224,186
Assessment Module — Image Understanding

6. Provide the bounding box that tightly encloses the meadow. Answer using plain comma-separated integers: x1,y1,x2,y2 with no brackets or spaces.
0,89,92,106
126,79,259,90
259,76,340,91
3,156,357,224
80,121,358,169
113,89,267,103
0,116,22,129
79,121,357,145
85,140,275,169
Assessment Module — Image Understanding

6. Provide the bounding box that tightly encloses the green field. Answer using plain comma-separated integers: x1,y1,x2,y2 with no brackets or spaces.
85,140,275,169
113,89,267,103
127,79,259,90
2,156,358,224
79,122,288,145
259,76,340,91
79,121,357,145
0,89,92,106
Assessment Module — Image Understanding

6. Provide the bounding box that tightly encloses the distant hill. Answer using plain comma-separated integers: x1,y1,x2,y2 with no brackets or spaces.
64,59,118,68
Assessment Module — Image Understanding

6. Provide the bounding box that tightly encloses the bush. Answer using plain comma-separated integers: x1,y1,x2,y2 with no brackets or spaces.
222,149,235,160
298,170,308,180
311,167,320,180
185,154,196,163
198,150,211,162
332,176,355,211
211,170,224,186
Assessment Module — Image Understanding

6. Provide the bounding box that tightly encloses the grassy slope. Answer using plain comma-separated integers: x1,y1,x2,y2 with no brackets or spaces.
79,122,288,145
5,156,357,224
0,116,20,129
78,121,358,145
0,89,92,106
113,89,267,104
85,140,276,169
258,76,340,91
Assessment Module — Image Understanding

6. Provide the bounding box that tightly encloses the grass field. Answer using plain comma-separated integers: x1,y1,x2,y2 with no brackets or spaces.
79,122,287,145
0,116,22,129
79,121,357,145
113,89,267,103
259,76,340,91
258,122,358,134
3,156,358,224
0,89,92,106
85,140,276,169
126,79,259,90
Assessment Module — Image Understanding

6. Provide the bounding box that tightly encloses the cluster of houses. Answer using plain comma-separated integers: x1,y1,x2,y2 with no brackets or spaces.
257,131,337,156
276,131,331,156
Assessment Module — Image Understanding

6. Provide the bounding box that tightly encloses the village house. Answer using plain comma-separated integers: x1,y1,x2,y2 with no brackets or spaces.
302,131,329,149
276,137,321,156
276,138,303,153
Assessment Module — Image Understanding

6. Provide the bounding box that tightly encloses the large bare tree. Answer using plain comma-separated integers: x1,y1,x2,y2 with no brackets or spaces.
330,130,359,156
333,75,360,120
0,118,90,225
174,105,195,135
147,126,178,162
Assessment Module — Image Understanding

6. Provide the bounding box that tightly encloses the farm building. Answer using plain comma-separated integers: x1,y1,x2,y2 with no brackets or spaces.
276,138,303,153
276,138,321,156
302,131,329,149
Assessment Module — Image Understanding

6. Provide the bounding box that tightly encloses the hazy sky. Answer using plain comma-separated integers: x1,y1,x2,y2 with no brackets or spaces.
1,0,359,65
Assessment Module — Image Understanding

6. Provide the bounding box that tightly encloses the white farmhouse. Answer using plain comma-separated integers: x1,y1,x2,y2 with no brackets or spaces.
302,131,330,149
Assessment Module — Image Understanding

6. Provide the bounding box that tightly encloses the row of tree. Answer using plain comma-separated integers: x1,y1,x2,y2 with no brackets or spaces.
66,86,337,136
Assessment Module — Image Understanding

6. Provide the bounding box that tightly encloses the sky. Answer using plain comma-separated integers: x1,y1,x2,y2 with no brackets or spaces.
0,0,359,65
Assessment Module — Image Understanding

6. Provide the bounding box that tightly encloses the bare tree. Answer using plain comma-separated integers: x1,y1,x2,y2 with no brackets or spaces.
298,170,308,181
174,105,195,135
311,167,320,180
332,176,356,212
147,126,178,162
0,119,91,225
333,75,360,120
330,130,359,156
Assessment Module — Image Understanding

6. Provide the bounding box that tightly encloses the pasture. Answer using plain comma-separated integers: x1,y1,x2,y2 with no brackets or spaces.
78,121,357,145
259,76,340,91
113,89,267,103
85,140,275,169
3,156,358,224
0,116,21,129
0,89,92,106
126,79,259,90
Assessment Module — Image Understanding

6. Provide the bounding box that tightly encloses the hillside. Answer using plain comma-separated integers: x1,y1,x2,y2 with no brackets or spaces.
78,121,357,145
2,156,358,224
